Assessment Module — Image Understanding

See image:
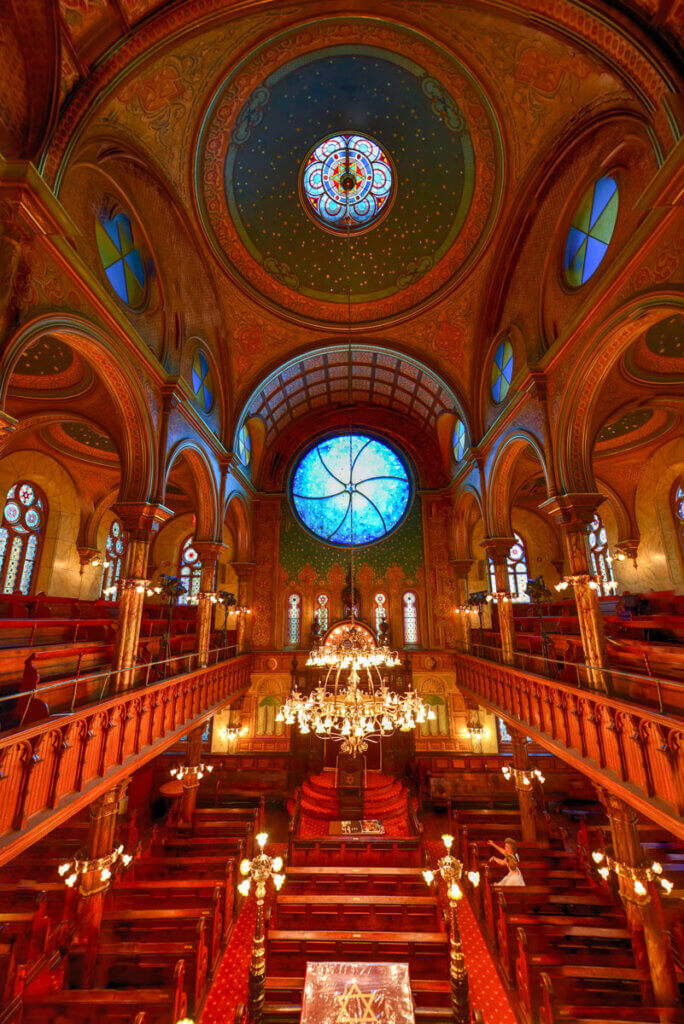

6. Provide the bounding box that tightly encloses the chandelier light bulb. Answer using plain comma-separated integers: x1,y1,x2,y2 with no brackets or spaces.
240,859,252,876
256,832,269,849
449,882,463,901
592,851,605,864
442,834,454,851
238,880,251,897
422,870,435,885
633,879,647,897
467,871,480,888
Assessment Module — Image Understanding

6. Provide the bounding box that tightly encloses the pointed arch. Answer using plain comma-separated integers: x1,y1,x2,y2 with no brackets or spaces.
224,492,252,561
164,440,220,541
486,431,552,536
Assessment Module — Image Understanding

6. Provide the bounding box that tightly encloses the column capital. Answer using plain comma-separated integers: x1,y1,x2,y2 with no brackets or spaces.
596,786,639,826
450,558,473,576
233,561,256,582
540,493,604,530
111,502,173,539
192,540,227,564
480,537,515,562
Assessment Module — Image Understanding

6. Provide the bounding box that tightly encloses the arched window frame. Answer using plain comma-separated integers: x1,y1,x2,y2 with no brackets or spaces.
314,592,330,633
373,592,389,637
101,518,125,601
487,531,530,602
402,591,419,646
587,513,615,597
286,593,302,646
0,481,47,596
178,535,202,605
673,480,684,561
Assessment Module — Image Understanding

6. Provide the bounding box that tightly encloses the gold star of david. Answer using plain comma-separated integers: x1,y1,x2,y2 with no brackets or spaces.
334,981,378,1023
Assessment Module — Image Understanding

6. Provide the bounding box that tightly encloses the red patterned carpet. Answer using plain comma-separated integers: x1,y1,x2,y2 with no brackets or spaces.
200,895,255,1024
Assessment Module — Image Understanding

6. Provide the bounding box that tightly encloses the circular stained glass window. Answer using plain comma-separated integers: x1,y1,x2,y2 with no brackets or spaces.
301,133,395,233
191,350,214,413
96,212,146,307
564,176,618,288
492,340,514,402
453,419,467,461
237,425,251,467
291,434,411,546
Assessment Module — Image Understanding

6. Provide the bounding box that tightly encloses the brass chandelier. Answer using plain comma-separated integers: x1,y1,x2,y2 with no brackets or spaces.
277,192,433,756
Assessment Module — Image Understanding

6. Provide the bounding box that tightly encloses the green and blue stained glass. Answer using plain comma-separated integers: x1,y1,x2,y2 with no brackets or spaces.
96,213,145,307
191,351,214,413
237,425,251,467
453,418,466,461
492,340,513,402
564,177,618,287
291,434,410,546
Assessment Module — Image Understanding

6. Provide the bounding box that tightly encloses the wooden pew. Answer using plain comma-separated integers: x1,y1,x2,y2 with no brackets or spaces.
272,893,443,933
111,878,235,942
289,837,422,868
538,968,684,1024
0,937,18,1004
102,900,222,971
267,929,448,979
284,865,428,897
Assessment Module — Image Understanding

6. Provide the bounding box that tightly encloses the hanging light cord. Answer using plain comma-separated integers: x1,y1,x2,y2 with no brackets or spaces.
344,142,355,630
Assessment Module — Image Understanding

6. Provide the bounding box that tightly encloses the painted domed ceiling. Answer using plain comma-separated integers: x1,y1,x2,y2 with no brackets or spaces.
196,21,501,325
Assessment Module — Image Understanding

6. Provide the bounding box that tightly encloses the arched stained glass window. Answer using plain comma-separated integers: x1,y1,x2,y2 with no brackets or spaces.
291,434,410,546
674,482,684,558
301,133,394,233
419,695,449,737
287,594,301,646
0,482,45,595
102,519,125,601
191,350,214,413
564,176,618,287
453,418,467,461
374,593,388,637
237,425,251,467
402,592,419,645
587,513,615,596
178,536,202,605
491,340,513,403
315,593,329,633
96,212,146,307
487,532,530,602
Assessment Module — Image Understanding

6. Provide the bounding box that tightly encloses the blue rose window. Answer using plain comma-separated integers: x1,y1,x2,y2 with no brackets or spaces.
301,134,394,233
291,435,410,545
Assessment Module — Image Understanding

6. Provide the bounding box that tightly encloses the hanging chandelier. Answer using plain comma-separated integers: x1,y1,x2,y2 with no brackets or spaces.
277,179,433,756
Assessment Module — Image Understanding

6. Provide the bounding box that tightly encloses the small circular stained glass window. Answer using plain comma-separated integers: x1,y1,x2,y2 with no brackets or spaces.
491,340,514,403
564,176,618,287
301,133,395,233
96,212,146,307
191,350,214,413
237,426,251,467
291,434,410,546
453,419,467,461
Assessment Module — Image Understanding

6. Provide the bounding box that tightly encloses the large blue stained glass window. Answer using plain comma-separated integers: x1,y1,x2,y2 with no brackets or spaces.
96,212,146,307
301,134,394,233
291,434,411,546
491,340,513,402
564,176,618,287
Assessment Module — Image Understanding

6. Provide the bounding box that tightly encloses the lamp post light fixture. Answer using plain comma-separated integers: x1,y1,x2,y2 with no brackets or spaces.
591,850,674,901
423,834,479,1024
501,764,546,787
239,832,286,1024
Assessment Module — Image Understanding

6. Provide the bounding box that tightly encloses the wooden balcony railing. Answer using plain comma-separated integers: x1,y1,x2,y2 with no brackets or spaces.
454,652,684,840
0,655,251,866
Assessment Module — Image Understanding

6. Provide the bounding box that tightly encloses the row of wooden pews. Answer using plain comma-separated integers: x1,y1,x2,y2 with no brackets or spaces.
0,796,259,1024
460,804,684,1024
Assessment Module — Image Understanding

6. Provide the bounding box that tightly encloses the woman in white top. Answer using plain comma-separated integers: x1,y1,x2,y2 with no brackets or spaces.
488,837,525,886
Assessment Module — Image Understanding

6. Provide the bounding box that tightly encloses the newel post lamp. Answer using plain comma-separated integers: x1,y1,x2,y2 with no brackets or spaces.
423,833,479,1024
238,832,285,1024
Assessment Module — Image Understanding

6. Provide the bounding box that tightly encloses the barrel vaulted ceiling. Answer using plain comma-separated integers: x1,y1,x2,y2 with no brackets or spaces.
25,0,683,430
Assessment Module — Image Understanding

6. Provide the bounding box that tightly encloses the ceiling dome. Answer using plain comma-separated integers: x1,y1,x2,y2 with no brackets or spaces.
196,20,501,326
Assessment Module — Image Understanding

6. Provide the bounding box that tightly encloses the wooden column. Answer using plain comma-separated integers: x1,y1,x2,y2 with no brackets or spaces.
481,538,516,665
111,504,171,690
541,494,609,691
180,723,205,826
233,562,256,653
193,542,224,667
510,731,538,844
451,559,473,653
74,783,127,980
598,790,680,1008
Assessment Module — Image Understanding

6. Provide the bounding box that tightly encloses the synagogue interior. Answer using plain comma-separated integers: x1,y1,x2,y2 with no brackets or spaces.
0,1,683,1023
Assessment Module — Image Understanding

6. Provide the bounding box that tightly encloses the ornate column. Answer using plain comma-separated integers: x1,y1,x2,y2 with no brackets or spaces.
179,723,205,826
451,559,473,653
510,731,538,844
233,562,256,653
111,503,171,690
480,538,516,665
597,790,680,1008
73,783,128,981
541,494,608,691
192,542,224,667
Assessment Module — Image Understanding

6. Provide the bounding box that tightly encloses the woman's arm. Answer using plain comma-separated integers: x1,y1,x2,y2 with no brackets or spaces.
488,855,506,866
